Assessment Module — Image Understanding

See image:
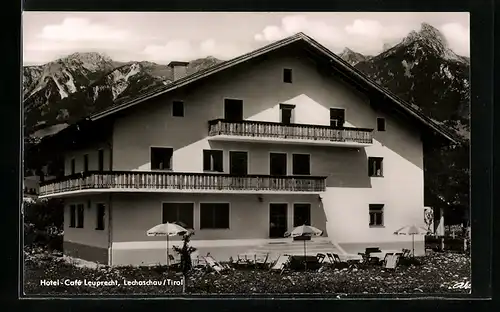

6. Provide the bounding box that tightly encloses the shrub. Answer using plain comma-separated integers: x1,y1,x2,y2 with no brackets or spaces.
172,231,197,275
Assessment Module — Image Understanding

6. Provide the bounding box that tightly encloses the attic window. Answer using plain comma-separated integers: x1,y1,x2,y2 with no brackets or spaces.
377,118,386,131
172,101,184,117
283,68,293,83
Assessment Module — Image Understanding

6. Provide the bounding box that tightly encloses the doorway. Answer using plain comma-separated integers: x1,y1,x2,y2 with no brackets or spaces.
224,99,243,121
229,151,248,175
269,203,288,238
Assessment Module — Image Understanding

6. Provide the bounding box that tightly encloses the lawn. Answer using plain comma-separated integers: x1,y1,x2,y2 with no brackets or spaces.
24,249,470,295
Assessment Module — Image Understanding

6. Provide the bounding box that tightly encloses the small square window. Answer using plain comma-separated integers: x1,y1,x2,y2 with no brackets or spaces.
172,101,184,117
368,157,383,177
283,68,293,83
377,118,386,131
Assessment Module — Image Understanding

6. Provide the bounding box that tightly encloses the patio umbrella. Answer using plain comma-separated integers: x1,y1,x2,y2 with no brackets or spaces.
147,222,188,269
393,224,429,257
284,225,323,269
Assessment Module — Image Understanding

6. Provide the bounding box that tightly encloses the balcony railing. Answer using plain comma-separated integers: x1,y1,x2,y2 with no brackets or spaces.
208,119,373,144
39,171,327,197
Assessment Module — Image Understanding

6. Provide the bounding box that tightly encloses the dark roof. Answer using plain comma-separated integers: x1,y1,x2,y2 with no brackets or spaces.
89,32,459,144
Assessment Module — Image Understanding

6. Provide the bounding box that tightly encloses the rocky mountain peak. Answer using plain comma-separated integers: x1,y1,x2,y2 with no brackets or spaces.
338,48,369,66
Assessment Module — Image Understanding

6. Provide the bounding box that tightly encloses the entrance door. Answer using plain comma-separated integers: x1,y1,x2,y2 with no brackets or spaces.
229,151,248,175
269,203,288,238
224,99,243,121
269,153,287,176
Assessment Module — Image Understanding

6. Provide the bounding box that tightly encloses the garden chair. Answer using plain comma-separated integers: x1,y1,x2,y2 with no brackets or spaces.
203,255,229,274
269,254,291,275
255,253,270,269
383,253,400,270
316,253,326,264
402,249,411,258
326,252,349,269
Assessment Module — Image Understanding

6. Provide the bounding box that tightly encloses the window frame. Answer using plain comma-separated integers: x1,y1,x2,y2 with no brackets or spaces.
69,204,76,228
150,147,174,171
95,203,106,231
203,149,224,172
368,157,384,177
161,202,195,230
283,68,293,83
376,117,386,131
369,204,385,227
199,202,230,230
172,100,184,117
76,203,85,228
292,153,311,175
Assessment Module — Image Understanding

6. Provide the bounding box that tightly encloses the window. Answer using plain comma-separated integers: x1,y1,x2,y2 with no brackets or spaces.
229,151,248,175
70,158,75,175
151,147,173,170
69,205,76,228
172,101,184,117
200,203,230,229
280,103,295,124
203,150,223,172
83,154,89,172
98,149,104,171
292,154,310,175
76,204,84,228
368,157,383,177
369,204,384,227
224,99,243,121
293,203,311,227
96,203,105,230
270,153,287,176
162,203,194,229
377,117,386,131
283,68,293,83
330,108,345,128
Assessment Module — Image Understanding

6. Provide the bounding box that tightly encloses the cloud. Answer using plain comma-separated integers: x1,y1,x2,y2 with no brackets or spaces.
253,15,469,57
37,17,128,42
440,23,470,56
142,39,246,62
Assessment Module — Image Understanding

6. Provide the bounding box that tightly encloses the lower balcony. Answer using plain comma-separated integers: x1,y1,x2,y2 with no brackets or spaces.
39,171,327,198
208,119,373,147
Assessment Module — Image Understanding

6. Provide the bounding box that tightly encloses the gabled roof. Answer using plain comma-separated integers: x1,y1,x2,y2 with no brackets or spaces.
89,32,459,144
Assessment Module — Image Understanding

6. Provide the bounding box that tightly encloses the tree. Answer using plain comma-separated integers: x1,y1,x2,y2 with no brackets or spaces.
172,231,197,274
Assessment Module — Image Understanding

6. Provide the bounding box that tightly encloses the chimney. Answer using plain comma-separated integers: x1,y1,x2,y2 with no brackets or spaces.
168,61,189,81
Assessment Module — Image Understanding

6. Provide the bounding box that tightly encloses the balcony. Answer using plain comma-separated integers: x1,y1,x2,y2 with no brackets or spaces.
208,119,374,147
39,171,327,198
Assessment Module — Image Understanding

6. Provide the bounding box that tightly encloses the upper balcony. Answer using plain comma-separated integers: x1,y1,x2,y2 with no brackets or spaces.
208,119,373,147
39,171,327,199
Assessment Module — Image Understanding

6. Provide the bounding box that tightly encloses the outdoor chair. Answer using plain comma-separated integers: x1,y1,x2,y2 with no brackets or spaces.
383,253,400,270
326,252,349,269
269,254,291,275
358,252,380,266
254,253,270,269
402,249,411,258
203,255,229,274
316,253,326,264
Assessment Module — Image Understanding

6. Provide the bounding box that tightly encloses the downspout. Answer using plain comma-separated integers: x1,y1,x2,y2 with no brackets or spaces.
107,124,114,266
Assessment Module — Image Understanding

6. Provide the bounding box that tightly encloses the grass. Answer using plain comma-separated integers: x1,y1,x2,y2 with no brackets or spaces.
24,249,470,295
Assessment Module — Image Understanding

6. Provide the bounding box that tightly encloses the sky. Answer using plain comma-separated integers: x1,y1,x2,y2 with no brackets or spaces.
22,12,469,66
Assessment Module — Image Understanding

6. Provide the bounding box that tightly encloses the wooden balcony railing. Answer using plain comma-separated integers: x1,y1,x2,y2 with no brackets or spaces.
208,119,373,144
39,171,327,196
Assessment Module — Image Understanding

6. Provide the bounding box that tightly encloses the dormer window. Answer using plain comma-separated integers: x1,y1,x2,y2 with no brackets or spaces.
283,68,293,83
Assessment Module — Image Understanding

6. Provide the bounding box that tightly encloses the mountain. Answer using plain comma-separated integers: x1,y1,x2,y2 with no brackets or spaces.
23,54,223,138
338,48,372,66
354,23,470,138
